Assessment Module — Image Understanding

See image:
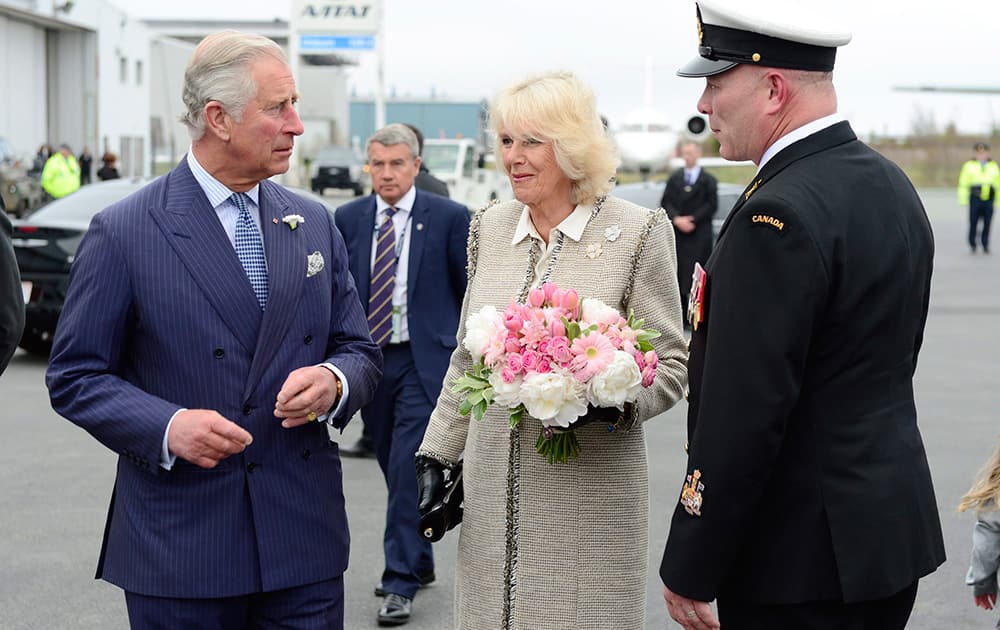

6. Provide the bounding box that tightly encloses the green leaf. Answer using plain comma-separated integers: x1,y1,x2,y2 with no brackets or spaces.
472,399,488,422
467,390,483,406
509,407,523,429
458,398,473,416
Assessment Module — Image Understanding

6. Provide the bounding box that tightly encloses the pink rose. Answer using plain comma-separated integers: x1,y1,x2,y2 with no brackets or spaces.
521,350,540,371
549,337,573,363
507,353,524,373
502,368,517,384
505,336,521,354
536,339,550,356
535,360,552,374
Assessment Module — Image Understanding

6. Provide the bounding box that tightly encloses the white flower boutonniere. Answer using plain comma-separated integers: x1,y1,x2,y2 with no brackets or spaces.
282,214,305,230
604,224,621,242
585,242,604,259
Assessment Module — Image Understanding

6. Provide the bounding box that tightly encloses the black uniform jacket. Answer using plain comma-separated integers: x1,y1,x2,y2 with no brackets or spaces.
659,121,945,605
661,168,718,296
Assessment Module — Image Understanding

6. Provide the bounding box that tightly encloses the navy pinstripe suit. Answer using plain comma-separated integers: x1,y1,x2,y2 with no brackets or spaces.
46,159,381,599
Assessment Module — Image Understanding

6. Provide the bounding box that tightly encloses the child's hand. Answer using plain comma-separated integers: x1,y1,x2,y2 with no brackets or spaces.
975,593,997,610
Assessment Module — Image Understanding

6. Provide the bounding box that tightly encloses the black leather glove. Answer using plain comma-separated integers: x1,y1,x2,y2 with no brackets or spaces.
415,455,447,518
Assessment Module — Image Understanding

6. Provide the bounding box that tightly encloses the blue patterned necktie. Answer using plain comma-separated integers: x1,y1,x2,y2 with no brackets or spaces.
368,206,398,347
231,192,268,310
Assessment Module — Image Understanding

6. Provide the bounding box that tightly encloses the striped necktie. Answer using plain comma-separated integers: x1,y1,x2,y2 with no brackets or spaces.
231,192,268,310
368,206,398,347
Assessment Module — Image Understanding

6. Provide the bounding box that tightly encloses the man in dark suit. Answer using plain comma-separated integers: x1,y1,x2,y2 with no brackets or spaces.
659,3,945,629
46,31,381,629
340,123,453,461
0,194,25,374
335,123,469,626
660,141,717,309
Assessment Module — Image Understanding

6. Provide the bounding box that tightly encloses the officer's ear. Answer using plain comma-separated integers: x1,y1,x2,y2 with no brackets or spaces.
203,101,234,142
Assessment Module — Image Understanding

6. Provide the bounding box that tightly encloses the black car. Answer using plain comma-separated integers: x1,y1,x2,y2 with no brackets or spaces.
612,179,743,240
11,178,333,355
309,145,367,196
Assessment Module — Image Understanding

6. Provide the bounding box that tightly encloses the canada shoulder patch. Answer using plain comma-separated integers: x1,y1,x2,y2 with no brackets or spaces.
750,213,785,232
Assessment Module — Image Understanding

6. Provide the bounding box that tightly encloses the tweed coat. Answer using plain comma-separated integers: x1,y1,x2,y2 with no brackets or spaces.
418,195,688,629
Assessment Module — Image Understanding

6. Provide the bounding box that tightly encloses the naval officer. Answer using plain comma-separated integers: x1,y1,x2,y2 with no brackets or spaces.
658,2,946,629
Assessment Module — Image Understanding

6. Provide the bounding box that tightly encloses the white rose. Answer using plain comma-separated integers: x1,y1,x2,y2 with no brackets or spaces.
580,297,622,327
587,350,642,409
463,305,502,362
488,369,523,408
520,369,587,428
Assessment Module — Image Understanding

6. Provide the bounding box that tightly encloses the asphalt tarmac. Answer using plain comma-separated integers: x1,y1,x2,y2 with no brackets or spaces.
0,188,997,629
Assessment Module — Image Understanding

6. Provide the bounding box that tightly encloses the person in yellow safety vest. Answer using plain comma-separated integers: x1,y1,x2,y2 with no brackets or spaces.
958,141,1000,254
40,144,81,200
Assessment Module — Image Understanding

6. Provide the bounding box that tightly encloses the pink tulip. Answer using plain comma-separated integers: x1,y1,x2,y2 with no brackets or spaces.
641,365,656,388
542,282,558,304
644,350,659,369
528,288,545,308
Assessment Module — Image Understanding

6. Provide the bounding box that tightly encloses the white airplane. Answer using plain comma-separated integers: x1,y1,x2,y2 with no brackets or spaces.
614,110,711,176
612,56,742,178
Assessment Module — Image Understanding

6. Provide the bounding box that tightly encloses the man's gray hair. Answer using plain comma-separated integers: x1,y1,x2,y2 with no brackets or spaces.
180,31,287,141
366,123,419,159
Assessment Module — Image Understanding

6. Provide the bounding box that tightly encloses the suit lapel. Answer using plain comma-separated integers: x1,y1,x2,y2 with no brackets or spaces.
354,199,376,306
715,121,857,242
407,191,429,299
244,181,306,397
150,162,261,354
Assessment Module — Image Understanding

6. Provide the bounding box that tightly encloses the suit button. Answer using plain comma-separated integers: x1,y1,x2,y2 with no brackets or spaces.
247,462,257,473
684,441,690,454
304,335,313,345
213,348,225,359
302,449,311,461
242,404,252,416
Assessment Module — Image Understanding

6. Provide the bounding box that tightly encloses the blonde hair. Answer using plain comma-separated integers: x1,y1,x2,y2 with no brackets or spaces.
489,71,619,206
958,441,1000,514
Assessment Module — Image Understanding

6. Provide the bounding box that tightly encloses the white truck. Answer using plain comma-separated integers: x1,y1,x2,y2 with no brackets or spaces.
421,138,511,211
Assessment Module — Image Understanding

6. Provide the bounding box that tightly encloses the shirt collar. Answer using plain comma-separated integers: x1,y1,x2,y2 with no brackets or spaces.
511,203,592,245
186,148,261,208
375,185,416,217
757,113,845,172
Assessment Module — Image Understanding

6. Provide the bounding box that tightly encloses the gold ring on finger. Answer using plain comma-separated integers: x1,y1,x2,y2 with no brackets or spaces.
307,411,318,422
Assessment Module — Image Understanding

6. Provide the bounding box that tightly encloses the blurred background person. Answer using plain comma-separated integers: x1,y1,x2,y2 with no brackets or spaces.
78,146,93,186
97,152,120,181
40,144,80,199
958,142,998,254
415,70,687,629
660,141,717,310
335,123,470,626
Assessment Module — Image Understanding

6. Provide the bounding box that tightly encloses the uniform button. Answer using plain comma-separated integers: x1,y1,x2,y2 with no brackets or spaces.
213,348,225,359
247,462,257,473
684,390,690,402
684,441,690,454
304,335,313,345
302,449,311,461
242,404,252,416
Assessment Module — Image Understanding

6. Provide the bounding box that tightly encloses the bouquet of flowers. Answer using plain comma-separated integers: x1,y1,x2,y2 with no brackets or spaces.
453,282,660,464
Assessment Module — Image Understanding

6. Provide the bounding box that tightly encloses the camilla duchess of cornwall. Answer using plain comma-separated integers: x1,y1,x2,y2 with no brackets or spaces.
416,70,688,629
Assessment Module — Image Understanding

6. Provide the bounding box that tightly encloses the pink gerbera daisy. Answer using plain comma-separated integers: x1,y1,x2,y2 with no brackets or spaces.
569,333,616,382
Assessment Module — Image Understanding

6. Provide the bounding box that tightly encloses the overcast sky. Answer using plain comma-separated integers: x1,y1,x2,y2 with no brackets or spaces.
120,0,1000,139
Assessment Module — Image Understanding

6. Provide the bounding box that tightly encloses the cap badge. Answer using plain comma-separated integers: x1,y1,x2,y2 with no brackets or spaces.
752,53,761,63
680,469,705,516
696,7,703,43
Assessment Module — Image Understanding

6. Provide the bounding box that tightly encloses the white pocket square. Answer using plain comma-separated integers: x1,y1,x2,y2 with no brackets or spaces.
307,251,325,277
